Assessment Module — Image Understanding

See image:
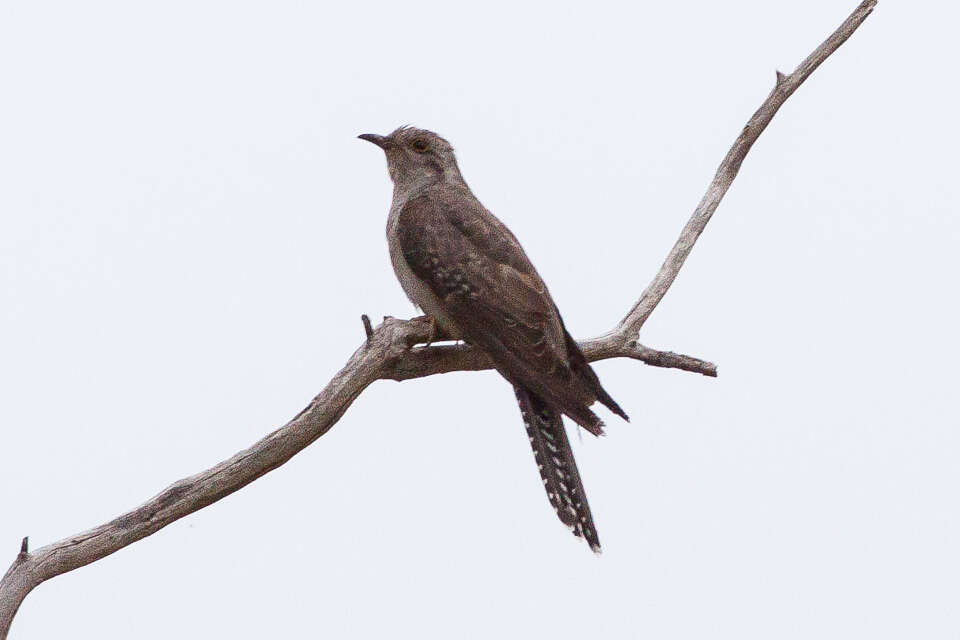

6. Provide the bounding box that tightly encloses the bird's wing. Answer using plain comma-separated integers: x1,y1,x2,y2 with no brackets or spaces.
395,187,588,412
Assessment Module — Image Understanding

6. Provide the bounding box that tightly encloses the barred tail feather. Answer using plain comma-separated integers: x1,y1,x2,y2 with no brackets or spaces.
514,386,601,553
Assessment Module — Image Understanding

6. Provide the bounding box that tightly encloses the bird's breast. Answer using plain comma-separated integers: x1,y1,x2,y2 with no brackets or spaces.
386,206,462,338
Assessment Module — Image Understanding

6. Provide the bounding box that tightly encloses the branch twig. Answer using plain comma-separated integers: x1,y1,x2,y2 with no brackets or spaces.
0,3,876,636
361,314,374,340
617,0,878,336
383,317,717,381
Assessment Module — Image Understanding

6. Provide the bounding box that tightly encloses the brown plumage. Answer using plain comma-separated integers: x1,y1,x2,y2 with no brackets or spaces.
360,126,628,552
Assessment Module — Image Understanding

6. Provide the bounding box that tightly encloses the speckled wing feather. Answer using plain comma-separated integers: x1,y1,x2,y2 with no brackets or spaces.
394,185,626,432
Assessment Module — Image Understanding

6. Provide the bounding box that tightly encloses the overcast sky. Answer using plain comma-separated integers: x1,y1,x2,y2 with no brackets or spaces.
2,1,958,638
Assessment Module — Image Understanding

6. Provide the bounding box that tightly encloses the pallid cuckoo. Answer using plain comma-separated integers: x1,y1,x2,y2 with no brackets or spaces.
360,126,628,552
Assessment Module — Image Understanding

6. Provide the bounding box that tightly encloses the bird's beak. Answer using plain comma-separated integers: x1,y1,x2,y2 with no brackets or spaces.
358,133,391,150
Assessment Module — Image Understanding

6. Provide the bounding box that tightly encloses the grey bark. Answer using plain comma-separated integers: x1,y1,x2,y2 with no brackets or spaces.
0,1,877,636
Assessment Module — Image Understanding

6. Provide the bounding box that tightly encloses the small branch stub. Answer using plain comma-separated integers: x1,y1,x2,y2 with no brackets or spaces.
361,314,374,340
18,538,28,556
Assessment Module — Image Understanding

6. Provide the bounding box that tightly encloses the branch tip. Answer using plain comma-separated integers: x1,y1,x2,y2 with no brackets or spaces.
18,537,28,555
361,314,374,340
775,70,787,85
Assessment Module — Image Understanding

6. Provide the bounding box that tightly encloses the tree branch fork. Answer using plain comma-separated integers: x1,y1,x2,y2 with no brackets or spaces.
0,1,876,636
0,314,713,636
373,314,717,380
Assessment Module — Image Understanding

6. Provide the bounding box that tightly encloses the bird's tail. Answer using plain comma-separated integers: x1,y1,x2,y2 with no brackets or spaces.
515,386,601,553
561,328,630,422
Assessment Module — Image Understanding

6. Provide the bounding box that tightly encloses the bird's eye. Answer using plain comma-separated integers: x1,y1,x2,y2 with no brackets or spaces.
411,138,429,153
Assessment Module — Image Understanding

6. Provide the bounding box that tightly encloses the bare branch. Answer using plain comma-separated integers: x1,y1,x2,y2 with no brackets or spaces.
0,3,876,636
617,0,878,336
1,317,400,638
384,333,717,381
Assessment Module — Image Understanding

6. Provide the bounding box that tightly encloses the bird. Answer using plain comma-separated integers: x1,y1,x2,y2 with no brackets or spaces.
359,126,628,553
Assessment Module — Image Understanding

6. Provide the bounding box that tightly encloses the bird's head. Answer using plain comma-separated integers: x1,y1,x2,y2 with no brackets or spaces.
358,126,463,188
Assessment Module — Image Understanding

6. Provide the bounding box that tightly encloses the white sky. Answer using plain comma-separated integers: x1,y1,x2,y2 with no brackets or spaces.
1,1,958,638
